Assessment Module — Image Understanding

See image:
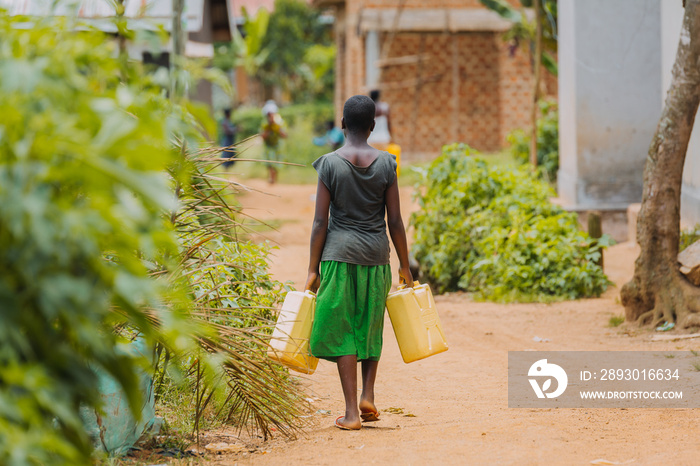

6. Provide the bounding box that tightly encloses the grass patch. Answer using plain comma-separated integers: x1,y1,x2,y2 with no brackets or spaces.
680,224,700,252
608,315,625,327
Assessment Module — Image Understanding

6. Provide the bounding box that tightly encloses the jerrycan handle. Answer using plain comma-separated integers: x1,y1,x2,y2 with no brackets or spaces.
397,280,420,291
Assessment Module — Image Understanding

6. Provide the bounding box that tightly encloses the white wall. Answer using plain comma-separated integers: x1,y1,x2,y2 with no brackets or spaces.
662,0,700,227
558,0,662,209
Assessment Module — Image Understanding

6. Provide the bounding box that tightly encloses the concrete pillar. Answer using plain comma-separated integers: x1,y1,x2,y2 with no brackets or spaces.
558,0,662,209
365,30,380,89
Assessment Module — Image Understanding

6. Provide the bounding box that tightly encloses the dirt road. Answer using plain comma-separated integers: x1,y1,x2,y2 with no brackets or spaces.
229,178,700,466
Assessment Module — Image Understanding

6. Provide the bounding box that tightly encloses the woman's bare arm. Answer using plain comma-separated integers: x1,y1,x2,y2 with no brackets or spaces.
386,177,413,286
305,178,331,292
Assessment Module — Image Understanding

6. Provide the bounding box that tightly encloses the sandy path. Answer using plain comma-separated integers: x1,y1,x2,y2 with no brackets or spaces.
228,178,700,466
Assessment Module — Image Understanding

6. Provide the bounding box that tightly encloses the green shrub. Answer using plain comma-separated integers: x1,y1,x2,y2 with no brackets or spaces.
411,143,611,302
507,99,559,182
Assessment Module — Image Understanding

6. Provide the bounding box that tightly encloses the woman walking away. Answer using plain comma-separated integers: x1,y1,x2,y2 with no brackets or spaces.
305,95,413,430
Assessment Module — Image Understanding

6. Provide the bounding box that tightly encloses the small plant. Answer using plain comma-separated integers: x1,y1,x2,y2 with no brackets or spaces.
680,224,700,252
159,149,308,441
608,315,625,327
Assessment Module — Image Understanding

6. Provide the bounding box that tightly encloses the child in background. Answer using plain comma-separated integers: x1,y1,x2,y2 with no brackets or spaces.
260,100,287,184
313,120,345,151
305,95,413,431
218,108,237,169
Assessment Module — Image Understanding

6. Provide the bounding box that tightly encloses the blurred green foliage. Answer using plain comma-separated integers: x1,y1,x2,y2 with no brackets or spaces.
213,0,334,103
479,0,558,76
411,144,611,302
259,0,334,101
507,99,559,182
0,14,198,464
0,14,307,464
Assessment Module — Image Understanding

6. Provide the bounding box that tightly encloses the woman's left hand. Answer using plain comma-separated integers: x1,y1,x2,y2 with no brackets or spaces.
305,271,320,293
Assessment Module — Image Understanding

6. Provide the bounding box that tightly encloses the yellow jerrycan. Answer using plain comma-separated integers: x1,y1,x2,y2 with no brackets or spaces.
386,142,401,177
267,290,319,374
386,281,448,363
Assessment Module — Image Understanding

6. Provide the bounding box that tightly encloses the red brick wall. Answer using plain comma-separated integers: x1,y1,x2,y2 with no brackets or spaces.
332,0,541,158
377,32,533,156
498,39,534,147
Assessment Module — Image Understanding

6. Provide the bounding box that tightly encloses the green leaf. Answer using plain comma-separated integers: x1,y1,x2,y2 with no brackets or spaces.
479,0,522,22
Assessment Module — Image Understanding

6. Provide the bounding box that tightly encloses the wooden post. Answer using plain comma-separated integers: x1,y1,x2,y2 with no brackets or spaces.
530,0,542,167
171,0,185,100
588,211,603,268
451,33,459,143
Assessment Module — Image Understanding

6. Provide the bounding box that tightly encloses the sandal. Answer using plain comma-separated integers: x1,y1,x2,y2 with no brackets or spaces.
360,409,380,422
334,416,361,430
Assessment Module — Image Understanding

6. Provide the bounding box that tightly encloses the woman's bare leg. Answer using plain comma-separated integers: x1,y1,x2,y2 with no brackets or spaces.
359,360,379,418
336,355,361,429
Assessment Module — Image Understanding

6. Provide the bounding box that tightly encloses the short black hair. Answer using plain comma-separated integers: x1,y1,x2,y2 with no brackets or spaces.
224,108,232,117
343,95,375,133
369,89,380,101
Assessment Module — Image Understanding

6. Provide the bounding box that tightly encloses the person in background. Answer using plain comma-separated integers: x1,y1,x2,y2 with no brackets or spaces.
313,120,345,151
367,89,391,150
260,101,287,184
219,108,238,169
368,89,402,176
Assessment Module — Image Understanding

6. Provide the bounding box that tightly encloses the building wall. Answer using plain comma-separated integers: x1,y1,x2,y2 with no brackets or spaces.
557,0,662,209
379,32,532,155
333,0,536,158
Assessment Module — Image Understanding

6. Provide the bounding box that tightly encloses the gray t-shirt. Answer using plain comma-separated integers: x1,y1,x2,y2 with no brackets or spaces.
312,151,397,266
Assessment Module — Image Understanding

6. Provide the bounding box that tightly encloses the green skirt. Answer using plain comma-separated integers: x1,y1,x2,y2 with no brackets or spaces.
310,261,392,362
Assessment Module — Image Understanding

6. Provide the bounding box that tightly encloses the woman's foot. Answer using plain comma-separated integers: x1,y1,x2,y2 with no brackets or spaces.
334,415,361,430
359,399,380,422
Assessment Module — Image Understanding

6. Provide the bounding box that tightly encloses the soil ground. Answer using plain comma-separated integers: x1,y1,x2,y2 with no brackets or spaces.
194,177,700,466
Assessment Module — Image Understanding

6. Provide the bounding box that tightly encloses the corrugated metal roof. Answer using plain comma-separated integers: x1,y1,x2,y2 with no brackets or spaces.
0,0,205,31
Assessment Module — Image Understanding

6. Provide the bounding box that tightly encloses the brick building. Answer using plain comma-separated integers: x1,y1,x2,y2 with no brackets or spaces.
314,0,543,158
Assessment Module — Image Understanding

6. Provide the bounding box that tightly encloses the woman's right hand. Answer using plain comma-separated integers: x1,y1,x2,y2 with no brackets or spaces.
399,266,414,287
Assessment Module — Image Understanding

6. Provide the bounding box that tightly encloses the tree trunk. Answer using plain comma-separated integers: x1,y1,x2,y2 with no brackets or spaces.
621,0,700,328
